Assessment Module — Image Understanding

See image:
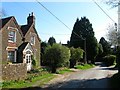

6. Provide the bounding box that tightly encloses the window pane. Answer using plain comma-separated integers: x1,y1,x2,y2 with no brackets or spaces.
7,51,15,62
8,31,16,42
30,36,35,45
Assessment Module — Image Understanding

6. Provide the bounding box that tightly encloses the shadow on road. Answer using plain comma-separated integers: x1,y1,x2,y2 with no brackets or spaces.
44,77,111,89
3,78,112,90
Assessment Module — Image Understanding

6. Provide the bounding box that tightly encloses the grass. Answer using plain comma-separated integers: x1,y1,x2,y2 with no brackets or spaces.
2,69,55,89
57,68,73,74
74,64,95,70
110,73,120,88
2,67,73,88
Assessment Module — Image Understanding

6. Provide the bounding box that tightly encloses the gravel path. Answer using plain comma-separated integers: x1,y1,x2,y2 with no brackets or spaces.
43,62,117,89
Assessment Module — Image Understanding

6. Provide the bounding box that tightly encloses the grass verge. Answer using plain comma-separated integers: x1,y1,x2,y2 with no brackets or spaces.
56,68,74,74
74,64,95,70
110,73,120,88
2,69,55,89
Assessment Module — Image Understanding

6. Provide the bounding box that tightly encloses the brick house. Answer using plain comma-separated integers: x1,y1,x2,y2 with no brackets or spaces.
0,12,41,71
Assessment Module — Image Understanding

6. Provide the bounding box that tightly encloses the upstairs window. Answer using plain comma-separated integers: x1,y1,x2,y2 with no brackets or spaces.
30,36,35,45
8,31,16,42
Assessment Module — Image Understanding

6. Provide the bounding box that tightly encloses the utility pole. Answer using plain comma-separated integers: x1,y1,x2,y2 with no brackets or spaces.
83,38,87,64
117,0,120,73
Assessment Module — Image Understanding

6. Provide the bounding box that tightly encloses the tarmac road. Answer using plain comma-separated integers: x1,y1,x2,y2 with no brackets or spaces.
45,62,117,89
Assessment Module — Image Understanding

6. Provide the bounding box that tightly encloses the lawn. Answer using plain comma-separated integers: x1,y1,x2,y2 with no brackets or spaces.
74,64,95,70
57,68,74,74
2,69,55,89
2,67,74,89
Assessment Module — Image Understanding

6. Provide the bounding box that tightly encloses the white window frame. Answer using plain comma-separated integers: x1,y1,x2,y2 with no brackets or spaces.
8,31,16,43
30,36,35,45
7,27,18,43
7,51,16,63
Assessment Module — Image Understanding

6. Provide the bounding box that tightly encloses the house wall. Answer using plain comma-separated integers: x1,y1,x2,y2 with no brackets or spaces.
2,18,22,64
25,25,41,68
2,63,27,81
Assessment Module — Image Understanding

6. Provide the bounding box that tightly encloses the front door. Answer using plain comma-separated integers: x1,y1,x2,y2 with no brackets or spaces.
25,54,32,71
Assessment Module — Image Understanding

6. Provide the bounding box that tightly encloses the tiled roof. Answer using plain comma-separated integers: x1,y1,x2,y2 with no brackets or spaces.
18,42,28,52
21,25,31,36
0,16,13,29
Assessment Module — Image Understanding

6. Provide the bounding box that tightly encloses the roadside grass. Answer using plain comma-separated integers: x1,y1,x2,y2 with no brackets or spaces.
56,68,74,74
2,69,55,89
74,64,95,70
2,64,95,89
2,67,73,89
110,73,120,88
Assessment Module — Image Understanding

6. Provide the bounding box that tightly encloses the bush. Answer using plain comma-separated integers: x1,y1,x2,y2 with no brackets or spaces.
44,44,70,73
70,47,84,68
31,56,36,68
103,55,116,66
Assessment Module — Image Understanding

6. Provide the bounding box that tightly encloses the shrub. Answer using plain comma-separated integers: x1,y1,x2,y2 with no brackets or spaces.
103,55,116,66
31,56,36,68
44,44,70,73
70,47,84,68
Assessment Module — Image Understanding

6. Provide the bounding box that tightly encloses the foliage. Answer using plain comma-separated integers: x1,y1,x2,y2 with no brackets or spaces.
70,47,84,68
56,68,73,74
70,17,99,64
44,44,71,73
103,55,116,66
48,36,56,46
31,56,36,67
74,64,94,70
106,24,118,46
110,73,120,88
99,37,112,56
98,43,103,55
106,0,119,8
115,46,120,72
41,41,48,66
2,68,54,88
95,43,104,62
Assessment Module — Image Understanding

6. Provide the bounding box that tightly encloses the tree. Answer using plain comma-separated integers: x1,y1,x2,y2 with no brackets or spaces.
70,47,84,68
70,17,99,64
106,0,119,7
107,24,118,46
48,36,56,46
95,43,103,62
41,41,48,66
99,37,112,56
44,44,70,73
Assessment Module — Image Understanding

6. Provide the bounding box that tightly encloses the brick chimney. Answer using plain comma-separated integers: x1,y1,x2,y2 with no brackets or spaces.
27,12,35,26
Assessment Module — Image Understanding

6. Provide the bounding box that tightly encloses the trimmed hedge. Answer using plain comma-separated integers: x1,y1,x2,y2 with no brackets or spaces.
103,55,116,66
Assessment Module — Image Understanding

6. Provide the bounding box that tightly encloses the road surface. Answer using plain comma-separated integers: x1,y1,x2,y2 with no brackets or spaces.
44,62,117,89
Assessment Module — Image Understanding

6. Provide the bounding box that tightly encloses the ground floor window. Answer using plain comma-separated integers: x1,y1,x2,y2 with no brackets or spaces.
7,51,15,62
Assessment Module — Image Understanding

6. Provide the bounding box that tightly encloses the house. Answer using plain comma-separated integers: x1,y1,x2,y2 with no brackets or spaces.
0,12,41,71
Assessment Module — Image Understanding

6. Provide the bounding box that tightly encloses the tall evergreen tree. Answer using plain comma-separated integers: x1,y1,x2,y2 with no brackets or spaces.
48,36,56,46
70,17,99,64
99,37,112,56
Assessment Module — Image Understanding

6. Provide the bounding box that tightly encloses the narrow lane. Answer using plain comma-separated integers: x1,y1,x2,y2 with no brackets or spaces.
45,62,117,89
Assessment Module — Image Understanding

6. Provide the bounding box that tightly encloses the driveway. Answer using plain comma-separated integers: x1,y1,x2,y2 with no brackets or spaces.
44,62,117,89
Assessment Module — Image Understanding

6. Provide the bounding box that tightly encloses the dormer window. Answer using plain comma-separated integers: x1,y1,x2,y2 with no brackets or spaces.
8,31,16,42
30,36,35,45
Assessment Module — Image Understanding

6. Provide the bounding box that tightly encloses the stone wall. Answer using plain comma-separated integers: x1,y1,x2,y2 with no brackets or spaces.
2,63,27,81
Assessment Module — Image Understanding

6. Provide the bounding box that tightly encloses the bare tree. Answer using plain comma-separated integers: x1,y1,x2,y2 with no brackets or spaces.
107,24,117,46
106,0,119,8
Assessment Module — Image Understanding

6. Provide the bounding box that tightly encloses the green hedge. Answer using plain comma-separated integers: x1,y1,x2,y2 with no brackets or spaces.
103,55,116,66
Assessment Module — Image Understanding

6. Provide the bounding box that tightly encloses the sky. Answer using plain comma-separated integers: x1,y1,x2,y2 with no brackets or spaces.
1,0,118,44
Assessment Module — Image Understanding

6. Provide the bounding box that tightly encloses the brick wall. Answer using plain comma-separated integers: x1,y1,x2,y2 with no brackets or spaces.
2,63,27,81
